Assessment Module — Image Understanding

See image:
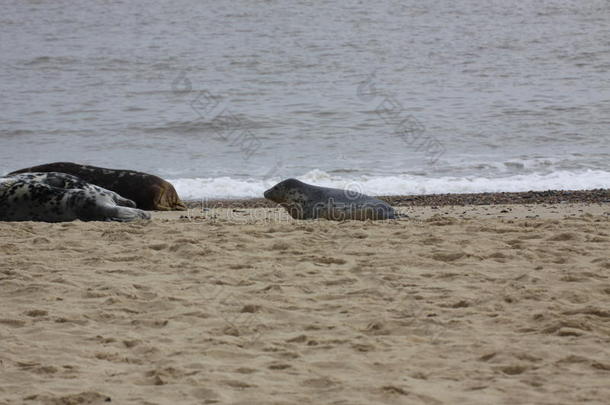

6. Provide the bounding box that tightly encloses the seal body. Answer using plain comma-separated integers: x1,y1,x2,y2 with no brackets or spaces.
0,172,151,222
9,162,186,211
264,178,396,220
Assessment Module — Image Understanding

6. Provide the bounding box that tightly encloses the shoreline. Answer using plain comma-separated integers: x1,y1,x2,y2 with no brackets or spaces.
153,202,610,222
184,188,610,209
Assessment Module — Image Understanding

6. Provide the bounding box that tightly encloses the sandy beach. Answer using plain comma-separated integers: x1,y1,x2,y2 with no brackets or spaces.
4,0,610,403
1,202,609,404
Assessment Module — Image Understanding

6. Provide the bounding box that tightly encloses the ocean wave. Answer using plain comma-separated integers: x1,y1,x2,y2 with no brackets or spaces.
23,56,78,66
169,169,610,200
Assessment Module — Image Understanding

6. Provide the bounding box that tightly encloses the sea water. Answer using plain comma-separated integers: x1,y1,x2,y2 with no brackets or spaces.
1,0,608,199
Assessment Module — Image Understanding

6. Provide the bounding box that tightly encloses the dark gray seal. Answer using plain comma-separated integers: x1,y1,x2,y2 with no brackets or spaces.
263,178,396,220
0,172,151,222
9,162,186,211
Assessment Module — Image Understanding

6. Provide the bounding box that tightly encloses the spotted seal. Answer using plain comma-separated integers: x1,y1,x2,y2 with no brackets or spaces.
0,172,151,222
9,162,186,211
263,178,396,220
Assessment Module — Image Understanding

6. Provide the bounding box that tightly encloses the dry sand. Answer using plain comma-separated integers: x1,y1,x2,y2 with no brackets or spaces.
1,203,609,405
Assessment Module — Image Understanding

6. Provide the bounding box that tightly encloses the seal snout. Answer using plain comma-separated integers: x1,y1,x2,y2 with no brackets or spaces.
263,186,279,202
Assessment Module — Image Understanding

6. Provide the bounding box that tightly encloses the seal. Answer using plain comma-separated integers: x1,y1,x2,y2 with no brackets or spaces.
263,178,396,220
9,162,186,211
0,172,151,222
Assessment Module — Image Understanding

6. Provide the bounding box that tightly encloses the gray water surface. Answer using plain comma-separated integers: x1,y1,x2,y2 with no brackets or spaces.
1,0,609,194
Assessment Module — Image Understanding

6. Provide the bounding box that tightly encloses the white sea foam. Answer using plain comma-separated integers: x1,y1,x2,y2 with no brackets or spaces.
169,169,610,200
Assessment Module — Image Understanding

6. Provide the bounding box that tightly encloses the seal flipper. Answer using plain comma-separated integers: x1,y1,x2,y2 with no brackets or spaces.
81,200,150,222
104,205,151,222
173,200,187,211
68,190,149,222
86,184,136,208
111,194,137,208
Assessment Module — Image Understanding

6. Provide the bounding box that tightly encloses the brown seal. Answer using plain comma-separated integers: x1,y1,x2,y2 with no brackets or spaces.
8,162,186,211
